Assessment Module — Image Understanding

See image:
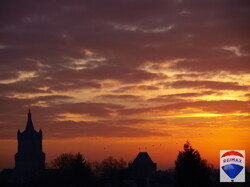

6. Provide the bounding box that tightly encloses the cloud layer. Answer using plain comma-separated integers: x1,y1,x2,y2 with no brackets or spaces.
0,0,249,139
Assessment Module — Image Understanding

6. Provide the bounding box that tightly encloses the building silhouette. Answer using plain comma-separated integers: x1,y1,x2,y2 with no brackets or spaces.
15,109,45,173
129,152,157,184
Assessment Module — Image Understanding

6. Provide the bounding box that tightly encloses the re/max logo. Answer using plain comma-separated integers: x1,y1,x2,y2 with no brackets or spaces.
223,158,242,163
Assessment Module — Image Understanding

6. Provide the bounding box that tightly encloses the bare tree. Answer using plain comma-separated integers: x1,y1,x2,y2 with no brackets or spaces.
51,152,86,170
51,152,92,186
89,156,127,179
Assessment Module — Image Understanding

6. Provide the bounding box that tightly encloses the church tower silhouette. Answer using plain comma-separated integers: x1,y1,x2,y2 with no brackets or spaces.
15,109,45,172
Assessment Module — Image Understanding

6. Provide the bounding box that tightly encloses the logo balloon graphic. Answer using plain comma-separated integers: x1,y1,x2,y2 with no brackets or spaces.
221,151,244,181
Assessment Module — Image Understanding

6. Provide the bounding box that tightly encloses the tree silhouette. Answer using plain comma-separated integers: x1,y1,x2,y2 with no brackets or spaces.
51,152,84,170
51,152,92,186
175,141,211,187
100,156,126,178
90,156,126,178
89,156,127,186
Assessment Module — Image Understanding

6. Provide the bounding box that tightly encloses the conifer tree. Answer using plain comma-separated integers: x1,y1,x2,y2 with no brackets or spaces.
175,141,211,187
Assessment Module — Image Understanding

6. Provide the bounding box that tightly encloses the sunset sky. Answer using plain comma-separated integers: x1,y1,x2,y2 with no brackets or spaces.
0,0,249,170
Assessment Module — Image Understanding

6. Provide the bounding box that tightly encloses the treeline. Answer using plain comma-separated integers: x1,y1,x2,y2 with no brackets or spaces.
48,153,128,186
45,142,212,187
1,141,249,187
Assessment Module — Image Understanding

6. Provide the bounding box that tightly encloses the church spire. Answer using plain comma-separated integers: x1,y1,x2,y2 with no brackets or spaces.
25,108,35,132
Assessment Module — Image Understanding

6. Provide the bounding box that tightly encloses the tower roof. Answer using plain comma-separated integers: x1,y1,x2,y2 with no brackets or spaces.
24,109,36,132
133,152,154,164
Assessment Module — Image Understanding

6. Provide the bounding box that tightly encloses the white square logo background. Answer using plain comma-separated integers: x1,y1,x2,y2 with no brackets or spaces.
220,150,245,182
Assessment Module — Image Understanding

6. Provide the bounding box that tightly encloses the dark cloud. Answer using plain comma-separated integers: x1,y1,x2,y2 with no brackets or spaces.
56,102,124,117
46,121,167,139
173,73,213,80
100,118,164,127
171,57,250,73
118,100,249,115
0,95,125,127
96,94,143,101
169,81,249,90
0,76,102,95
0,71,19,80
34,95,74,102
0,119,167,139
1,0,249,83
245,93,250,98
118,85,160,91
148,91,216,103
0,95,73,115
0,96,166,139
48,81,102,91
44,65,166,84
0,81,51,95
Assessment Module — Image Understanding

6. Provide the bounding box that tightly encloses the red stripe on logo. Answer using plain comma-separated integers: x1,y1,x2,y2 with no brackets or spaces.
221,151,244,158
